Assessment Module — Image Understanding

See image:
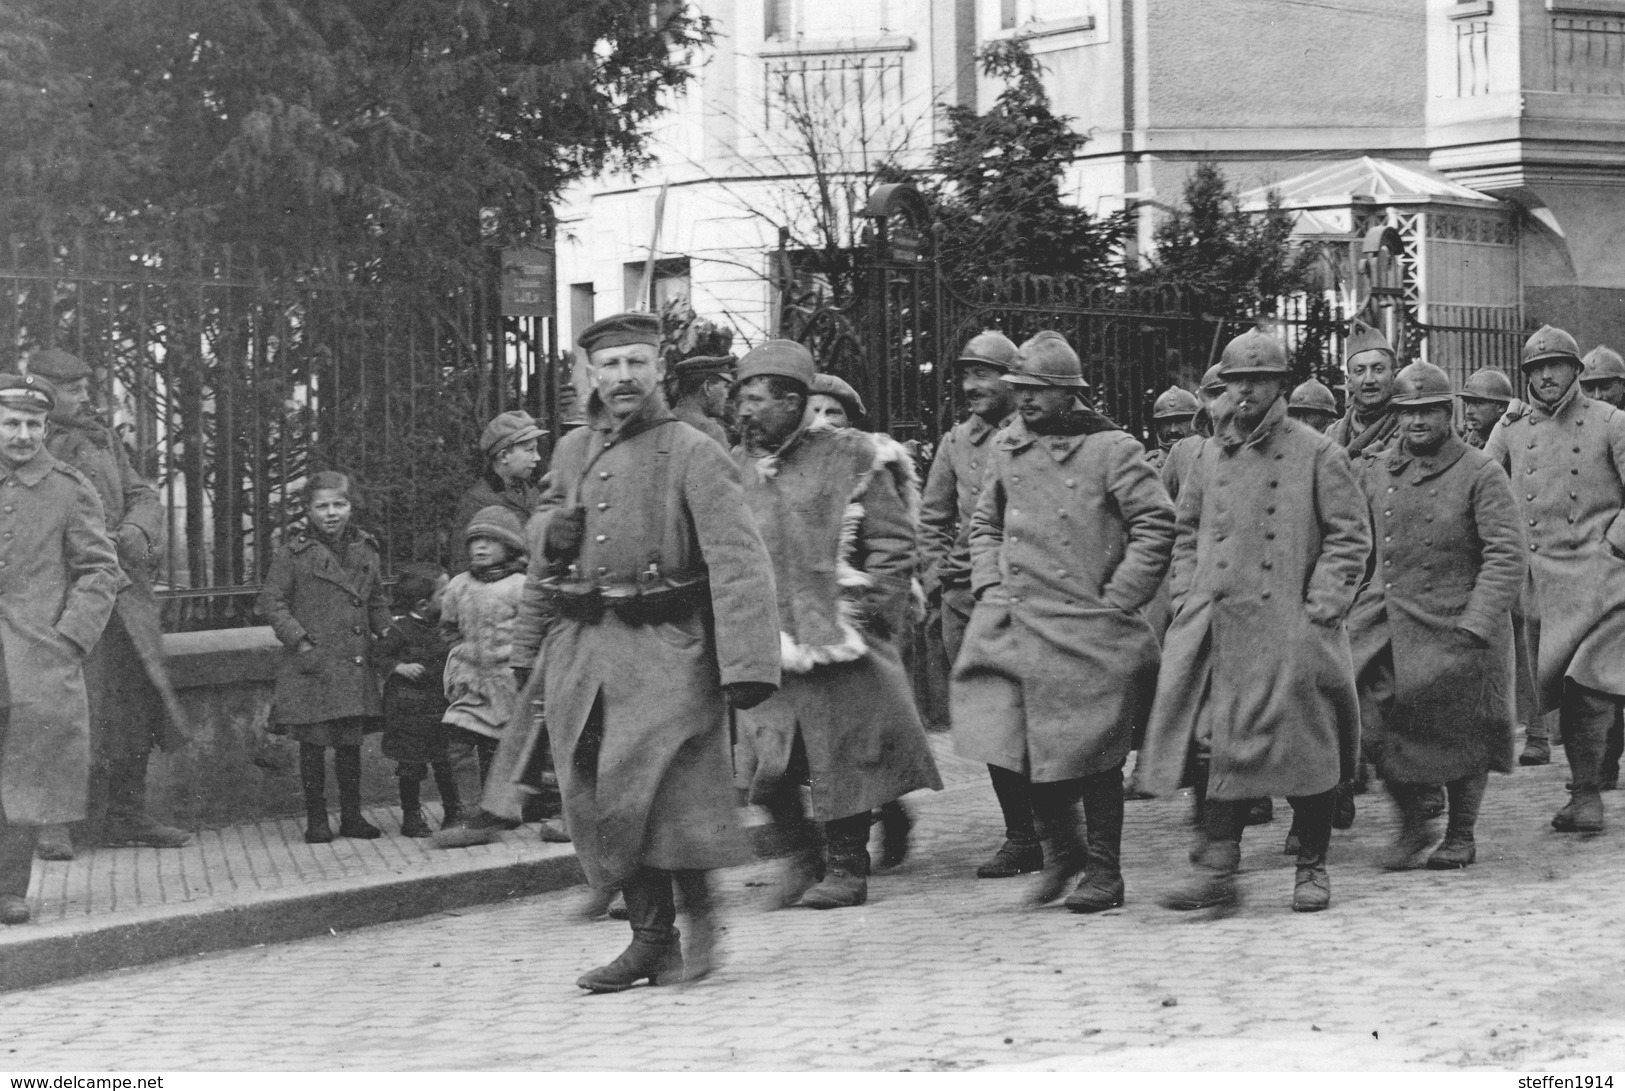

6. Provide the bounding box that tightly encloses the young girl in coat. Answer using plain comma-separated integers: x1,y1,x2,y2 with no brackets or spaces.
439,506,529,787
377,562,459,838
257,471,393,844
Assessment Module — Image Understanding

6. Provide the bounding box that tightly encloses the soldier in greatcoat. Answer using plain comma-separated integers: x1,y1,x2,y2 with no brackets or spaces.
1287,377,1339,433
509,313,781,991
1485,325,1625,832
1459,368,1515,450
918,331,1040,879
1159,364,1225,504
1579,346,1625,410
1328,320,1403,457
952,332,1175,911
23,350,190,859
1139,331,1371,914
668,355,734,449
1146,386,1199,472
1347,363,1525,870
0,373,120,925
732,341,942,911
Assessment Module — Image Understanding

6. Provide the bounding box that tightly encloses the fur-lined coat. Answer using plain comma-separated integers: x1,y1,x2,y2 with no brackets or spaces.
733,423,942,820
951,412,1176,782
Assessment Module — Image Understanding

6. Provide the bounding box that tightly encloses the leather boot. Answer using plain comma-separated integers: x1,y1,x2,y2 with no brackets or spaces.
979,765,1043,878
673,869,719,982
761,790,826,907
1027,780,1086,906
1186,756,1210,864
1159,836,1240,912
334,746,382,839
1553,691,1609,832
1290,790,1334,912
1331,782,1356,830
300,743,333,844
1428,773,1486,870
1379,782,1437,871
874,799,912,872
431,762,463,829
398,776,431,838
1519,735,1551,766
1065,768,1125,913
34,824,74,862
1602,711,1623,791
576,868,684,992
800,814,869,910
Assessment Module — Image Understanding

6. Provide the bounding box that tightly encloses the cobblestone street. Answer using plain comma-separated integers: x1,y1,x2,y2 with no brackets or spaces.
4,745,1624,1072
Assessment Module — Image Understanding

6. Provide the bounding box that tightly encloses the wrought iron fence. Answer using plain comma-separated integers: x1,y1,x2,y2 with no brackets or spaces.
1,234,561,631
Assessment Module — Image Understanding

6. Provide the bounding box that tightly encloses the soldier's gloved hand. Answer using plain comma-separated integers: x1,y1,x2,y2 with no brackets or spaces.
116,524,154,570
545,506,586,559
723,681,776,710
513,665,532,690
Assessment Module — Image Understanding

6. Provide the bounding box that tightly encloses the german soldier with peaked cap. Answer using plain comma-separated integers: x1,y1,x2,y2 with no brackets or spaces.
731,339,942,911
1485,324,1625,832
0,371,120,925
669,354,734,448
1329,320,1403,456
951,330,1175,912
1346,362,1524,870
22,348,191,860
919,330,1039,877
1139,330,1370,914
506,311,781,990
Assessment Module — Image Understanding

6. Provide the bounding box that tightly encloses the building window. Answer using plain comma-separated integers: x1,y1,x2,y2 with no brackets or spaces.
570,283,595,345
622,258,691,313
766,0,789,39
1001,0,1018,29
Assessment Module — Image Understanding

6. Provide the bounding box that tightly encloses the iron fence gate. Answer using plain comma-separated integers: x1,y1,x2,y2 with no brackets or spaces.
1,235,561,630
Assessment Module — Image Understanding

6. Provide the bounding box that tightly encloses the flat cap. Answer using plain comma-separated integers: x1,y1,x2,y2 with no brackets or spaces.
1004,331,1089,388
0,372,55,412
733,339,816,390
810,372,867,423
1217,330,1290,377
956,330,1019,372
579,312,660,355
479,410,547,457
23,348,91,383
673,354,736,380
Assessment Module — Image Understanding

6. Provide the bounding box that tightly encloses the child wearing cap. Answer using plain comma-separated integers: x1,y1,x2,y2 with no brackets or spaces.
438,506,529,789
450,411,547,571
376,563,460,837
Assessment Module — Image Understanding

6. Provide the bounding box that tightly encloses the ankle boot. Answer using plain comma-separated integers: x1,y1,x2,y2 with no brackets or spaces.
801,814,870,909
334,746,381,839
1066,768,1125,913
1026,781,1085,906
431,762,463,828
300,743,333,844
398,776,430,838
1553,699,1608,832
673,869,720,982
577,868,684,992
1187,757,1210,863
1160,837,1240,912
761,790,825,907
1380,782,1437,870
982,764,1042,877
874,799,912,871
1290,790,1334,912
1428,773,1485,869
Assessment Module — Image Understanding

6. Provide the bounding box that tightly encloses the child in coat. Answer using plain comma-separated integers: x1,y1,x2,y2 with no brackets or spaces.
376,562,459,838
439,506,529,787
257,471,392,844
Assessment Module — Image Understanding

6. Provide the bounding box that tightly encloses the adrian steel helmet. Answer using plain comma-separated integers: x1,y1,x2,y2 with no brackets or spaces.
1217,330,1291,378
1199,364,1225,395
1581,345,1625,382
1004,331,1090,389
1289,378,1337,415
1152,386,1200,419
1460,367,1515,404
956,330,1019,372
1521,325,1583,371
1389,361,1454,408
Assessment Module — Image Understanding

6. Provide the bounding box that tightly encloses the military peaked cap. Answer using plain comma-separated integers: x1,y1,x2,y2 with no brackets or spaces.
579,312,661,355
0,372,55,412
673,355,736,381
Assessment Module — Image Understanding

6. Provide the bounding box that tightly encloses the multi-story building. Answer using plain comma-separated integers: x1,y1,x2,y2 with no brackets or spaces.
554,0,1625,358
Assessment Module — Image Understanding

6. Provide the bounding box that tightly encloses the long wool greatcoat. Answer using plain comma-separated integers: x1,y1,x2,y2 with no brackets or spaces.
1485,384,1625,705
951,416,1175,782
734,426,942,819
1138,399,1372,800
47,417,188,750
1159,432,1204,503
919,413,1008,597
1346,435,1524,783
0,449,120,825
511,394,780,888
257,528,392,726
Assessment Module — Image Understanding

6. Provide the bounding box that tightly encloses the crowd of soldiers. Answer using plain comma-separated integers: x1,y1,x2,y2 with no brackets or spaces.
482,305,1625,995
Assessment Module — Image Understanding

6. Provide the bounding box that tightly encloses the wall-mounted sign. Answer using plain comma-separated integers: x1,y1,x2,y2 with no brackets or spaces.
501,245,557,317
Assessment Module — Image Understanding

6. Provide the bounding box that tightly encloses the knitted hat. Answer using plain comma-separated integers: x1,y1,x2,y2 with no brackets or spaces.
464,505,526,551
